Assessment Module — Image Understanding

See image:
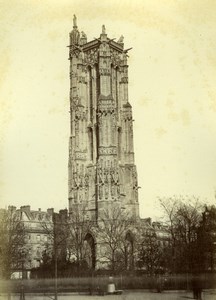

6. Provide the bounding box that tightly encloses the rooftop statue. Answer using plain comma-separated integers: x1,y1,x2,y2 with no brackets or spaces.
102,24,106,34
73,14,77,28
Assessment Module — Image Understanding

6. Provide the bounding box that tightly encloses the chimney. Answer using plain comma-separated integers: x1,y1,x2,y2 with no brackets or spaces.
59,209,68,220
20,205,30,212
47,208,54,215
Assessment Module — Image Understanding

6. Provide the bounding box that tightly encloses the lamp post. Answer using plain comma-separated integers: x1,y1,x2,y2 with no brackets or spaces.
20,249,26,300
52,210,69,300
54,246,58,300
212,240,216,271
53,213,58,300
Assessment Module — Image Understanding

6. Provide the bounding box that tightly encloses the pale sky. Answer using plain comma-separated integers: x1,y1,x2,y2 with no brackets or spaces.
0,0,216,219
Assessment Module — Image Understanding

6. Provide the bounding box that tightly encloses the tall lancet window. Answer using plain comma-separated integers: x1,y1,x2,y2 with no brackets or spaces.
96,124,99,159
88,66,93,122
95,63,100,99
88,127,93,161
111,64,114,97
87,66,93,161
118,127,122,161
115,67,119,119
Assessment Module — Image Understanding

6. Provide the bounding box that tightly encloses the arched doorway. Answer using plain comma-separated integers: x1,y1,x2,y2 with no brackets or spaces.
83,233,96,270
124,232,134,270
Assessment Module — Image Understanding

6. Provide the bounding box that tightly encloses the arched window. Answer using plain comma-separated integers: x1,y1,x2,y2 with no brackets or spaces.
125,232,134,270
88,66,93,121
88,127,93,161
84,233,96,269
118,127,122,161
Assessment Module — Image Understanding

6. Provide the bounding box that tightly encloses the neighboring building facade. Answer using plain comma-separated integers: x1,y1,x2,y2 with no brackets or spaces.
68,16,139,221
9,205,53,278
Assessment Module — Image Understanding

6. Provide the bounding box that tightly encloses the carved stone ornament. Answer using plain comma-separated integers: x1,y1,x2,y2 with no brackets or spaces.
71,95,79,106
69,45,82,59
84,173,89,187
75,112,87,121
75,107,87,121
122,110,132,122
84,49,98,66
110,49,122,67
81,31,87,39
70,29,80,46
78,76,86,83
121,76,128,84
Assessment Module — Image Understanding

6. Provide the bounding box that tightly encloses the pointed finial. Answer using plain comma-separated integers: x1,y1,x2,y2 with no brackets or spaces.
73,14,77,28
102,25,106,34
81,31,87,39
117,35,124,43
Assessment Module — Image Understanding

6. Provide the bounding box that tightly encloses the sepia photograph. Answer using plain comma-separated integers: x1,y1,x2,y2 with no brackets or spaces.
0,1,216,299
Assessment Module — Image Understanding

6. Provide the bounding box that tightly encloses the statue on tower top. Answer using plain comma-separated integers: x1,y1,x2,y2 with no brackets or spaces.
80,31,87,45
102,25,106,34
70,14,80,45
73,14,77,28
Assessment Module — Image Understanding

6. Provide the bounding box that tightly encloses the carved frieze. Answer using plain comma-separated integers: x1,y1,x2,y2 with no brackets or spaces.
97,98,115,114
75,151,86,160
98,147,117,155
99,68,111,76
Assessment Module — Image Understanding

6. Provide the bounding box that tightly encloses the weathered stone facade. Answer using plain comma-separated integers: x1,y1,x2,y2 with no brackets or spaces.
68,16,139,221
1,205,54,278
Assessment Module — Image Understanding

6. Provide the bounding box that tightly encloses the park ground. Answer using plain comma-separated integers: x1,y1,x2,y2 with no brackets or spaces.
0,290,216,300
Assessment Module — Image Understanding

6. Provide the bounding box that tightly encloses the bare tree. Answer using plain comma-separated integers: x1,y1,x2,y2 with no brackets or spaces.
97,206,132,272
39,206,94,272
137,229,167,275
158,196,203,273
0,208,26,279
39,210,69,300
198,205,216,272
67,204,94,269
40,210,69,264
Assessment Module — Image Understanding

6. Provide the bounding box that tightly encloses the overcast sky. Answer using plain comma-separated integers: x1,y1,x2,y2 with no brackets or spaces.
0,0,216,219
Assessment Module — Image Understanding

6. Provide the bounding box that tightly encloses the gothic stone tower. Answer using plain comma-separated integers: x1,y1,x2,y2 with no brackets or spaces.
68,16,139,221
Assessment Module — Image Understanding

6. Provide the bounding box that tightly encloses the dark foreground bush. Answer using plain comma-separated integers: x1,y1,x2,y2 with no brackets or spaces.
1,273,215,293
31,260,91,278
